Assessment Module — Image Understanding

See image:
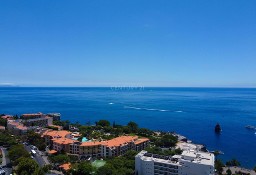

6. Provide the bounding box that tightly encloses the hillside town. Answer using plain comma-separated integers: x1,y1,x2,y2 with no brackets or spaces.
0,112,255,175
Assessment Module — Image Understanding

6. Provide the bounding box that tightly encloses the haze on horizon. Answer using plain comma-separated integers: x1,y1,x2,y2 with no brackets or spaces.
0,0,256,87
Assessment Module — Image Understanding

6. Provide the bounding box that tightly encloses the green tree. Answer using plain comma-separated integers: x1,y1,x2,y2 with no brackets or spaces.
103,126,113,133
72,161,93,175
138,128,153,137
32,168,45,175
124,150,138,160
226,159,241,166
96,163,114,175
49,154,70,164
0,131,17,146
123,126,131,134
127,121,138,133
26,131,46,150
254,165,256,172
226,169,232,175
8,144,30,165
96,120,110,127
103,156,134,175
113,167,133,175
0,118,7,127
215,159,224,175
16,157,40,175
42,164,52,173
156,134,178,147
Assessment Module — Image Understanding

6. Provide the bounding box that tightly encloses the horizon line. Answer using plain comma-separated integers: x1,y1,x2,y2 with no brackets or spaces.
1,86,256,89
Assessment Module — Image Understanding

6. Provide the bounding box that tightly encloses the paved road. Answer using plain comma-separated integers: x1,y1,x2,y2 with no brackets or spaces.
1,147,12,175
23,144,47,167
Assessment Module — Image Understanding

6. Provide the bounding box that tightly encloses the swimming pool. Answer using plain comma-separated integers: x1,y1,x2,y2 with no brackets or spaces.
73,137,88,142
82,137,88,142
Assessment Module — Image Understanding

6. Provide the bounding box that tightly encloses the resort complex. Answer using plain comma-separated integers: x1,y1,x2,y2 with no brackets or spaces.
42,130,149,158
3,113,149,158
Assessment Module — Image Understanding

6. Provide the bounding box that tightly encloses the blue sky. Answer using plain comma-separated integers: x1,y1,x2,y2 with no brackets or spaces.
0,0,255,87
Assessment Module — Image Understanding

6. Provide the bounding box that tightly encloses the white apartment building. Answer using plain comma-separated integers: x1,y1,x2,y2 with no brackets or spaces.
135,150,214,175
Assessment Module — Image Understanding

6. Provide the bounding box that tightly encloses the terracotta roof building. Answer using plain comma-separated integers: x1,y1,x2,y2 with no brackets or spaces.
7,120,28,135
44,131,149,159
1,115,14,120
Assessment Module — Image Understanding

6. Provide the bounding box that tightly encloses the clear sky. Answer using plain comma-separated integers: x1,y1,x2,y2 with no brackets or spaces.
0,0,255,87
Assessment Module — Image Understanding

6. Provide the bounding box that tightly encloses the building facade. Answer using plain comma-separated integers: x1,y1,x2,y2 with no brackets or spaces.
135,150,214,175
42,130,149,158
7,120,28,135
23,116,53,127
47,113,61,121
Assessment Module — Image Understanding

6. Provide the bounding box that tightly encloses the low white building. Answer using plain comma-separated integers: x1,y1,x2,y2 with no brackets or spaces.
135,149,214,175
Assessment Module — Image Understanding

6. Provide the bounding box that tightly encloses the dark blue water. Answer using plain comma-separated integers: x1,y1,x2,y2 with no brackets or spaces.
0,87,256,168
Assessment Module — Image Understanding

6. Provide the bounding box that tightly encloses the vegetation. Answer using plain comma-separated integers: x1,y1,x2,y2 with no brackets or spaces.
78,120,178,150
226,159,241,166
96,120,110,127
0,118,7,127
215,159,224,175
16,157,44,175
145,146,182,156
95,150,137,175
49,153,70,165
53,120,70,130
26,131,46,150
0,131,17,147
6,140,45,174
254,165,256,172
8,144,30,165
42,164,52,173
226,168,232,175
155,134,178,147
127,121,138,133
70,161,94,175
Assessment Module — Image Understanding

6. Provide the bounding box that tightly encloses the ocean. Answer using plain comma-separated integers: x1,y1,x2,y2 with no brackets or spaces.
0,87,255,168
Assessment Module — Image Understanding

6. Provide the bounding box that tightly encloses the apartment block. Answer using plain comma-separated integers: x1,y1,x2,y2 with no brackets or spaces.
135,150,214,175
42,130,149,158
7,120,28,135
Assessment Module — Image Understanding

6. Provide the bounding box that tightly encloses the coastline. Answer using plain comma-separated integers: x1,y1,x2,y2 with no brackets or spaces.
0,87,256,168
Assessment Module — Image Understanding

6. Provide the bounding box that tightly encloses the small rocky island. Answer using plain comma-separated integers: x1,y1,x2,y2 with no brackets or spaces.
215,123,222,133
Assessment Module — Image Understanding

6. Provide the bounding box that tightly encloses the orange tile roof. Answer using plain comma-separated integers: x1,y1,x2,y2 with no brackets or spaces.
8,120,28,130
103,136,138,147
52,138,77,145
80,141,101,147
134,138,149,145
59,163,71,171
22,113,43,118
1,115,13,120
42,130,71,138
16,125,28,130
48,150,57,154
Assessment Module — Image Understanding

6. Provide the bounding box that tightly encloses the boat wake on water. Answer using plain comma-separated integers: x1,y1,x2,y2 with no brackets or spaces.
174,110,184,113
124,106,183,113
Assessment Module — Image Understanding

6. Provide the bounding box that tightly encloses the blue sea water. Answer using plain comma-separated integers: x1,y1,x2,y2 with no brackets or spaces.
0,87,256,168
